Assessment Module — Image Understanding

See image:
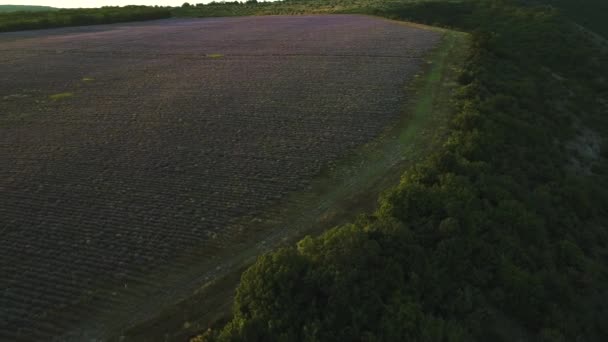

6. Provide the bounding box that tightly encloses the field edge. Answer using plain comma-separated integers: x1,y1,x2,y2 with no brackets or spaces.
108,27,471,342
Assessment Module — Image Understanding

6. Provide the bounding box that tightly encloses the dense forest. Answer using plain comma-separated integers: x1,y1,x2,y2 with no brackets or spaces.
533,0,608,37
191,0,608,341
0,6,170,32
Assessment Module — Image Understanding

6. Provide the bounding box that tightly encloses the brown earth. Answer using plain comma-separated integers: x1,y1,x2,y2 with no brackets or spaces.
0,15,440,341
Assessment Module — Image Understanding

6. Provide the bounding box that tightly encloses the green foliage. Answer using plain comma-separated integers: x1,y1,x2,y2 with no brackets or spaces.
0,6,171,32
48,92,74,100
199,1,608,341
532,0,608,37
0,5,57,13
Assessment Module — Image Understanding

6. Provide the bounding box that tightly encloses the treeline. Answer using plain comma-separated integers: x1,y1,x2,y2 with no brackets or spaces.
0,5,57,13
0,6,171,32
197,0,608,341
2,0,607,35
172,0,397,17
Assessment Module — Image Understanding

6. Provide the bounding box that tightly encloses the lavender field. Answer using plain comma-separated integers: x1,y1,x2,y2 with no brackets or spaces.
0,15,441,340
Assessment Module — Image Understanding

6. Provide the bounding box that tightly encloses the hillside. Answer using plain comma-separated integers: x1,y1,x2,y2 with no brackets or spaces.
1,0,607,39
0,14,448,341
0,5,57,12
535,0,608,37
186,1,608,341
1,0,606,340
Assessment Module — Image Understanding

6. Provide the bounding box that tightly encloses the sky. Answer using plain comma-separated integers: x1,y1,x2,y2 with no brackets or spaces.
1,0,193,7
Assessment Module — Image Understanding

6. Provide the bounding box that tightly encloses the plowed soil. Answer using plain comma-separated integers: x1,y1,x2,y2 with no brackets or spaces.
0,15,440,340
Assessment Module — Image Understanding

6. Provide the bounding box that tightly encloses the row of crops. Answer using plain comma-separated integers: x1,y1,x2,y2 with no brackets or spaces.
0,15,441,340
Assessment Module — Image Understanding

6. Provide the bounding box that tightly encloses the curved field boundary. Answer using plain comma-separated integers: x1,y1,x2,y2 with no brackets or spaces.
111,27,471,342
1,15,448,341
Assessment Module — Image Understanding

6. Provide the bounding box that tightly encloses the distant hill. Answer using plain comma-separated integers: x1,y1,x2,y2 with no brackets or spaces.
0,5,58,12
